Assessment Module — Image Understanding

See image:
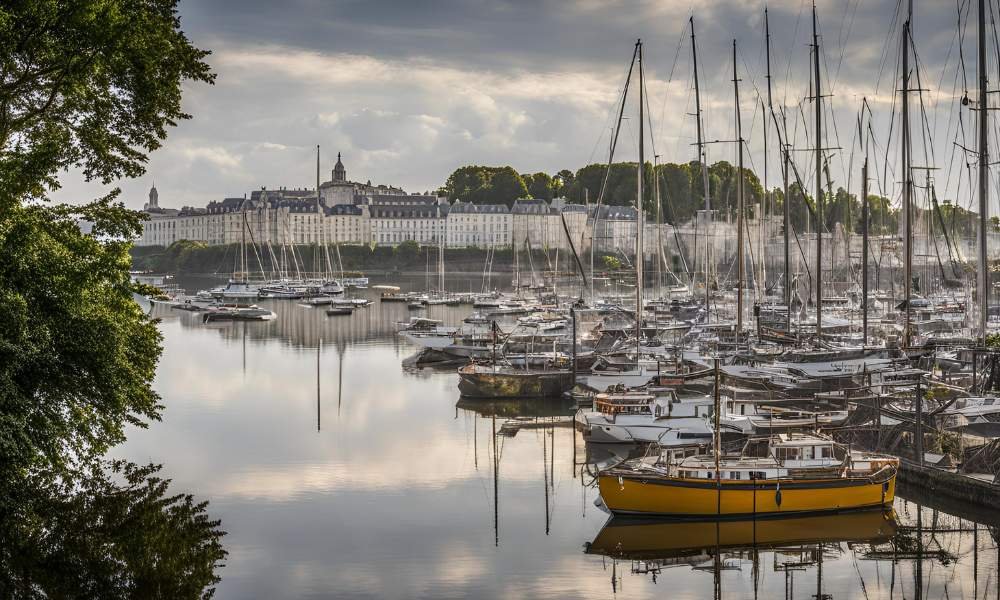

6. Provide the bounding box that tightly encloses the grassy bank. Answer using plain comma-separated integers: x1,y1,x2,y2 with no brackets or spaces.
130,240,609,276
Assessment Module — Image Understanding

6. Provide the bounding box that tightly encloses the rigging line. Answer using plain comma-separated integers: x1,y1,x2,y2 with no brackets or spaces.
832,0,862,91
782,0,807,112
910,29,940,169
656,16,690,145
942,3,972,201
928,3,963,146
874,0,905,96
586,83,627,167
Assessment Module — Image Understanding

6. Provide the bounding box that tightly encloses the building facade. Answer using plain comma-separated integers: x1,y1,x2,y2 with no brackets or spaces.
137,154,639,253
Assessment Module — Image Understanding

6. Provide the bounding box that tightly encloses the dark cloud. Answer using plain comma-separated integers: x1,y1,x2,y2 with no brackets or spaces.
51,1,985,214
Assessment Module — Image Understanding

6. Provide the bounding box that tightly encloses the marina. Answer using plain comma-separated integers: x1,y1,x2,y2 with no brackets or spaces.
27,0,1000,595
119,277,1000,598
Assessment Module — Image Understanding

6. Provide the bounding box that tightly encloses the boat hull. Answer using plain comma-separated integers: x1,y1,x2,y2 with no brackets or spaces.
458,368,574,399
598,472,896,517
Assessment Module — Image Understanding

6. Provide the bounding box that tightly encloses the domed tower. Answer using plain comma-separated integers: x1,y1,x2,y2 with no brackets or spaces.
333,152,346,182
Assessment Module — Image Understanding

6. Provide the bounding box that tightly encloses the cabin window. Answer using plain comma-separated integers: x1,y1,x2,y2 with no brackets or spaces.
820,446,833,459
750,471,767,480
740,405,746,415
730,471,742,480
775,447,800,461
705,472,713,479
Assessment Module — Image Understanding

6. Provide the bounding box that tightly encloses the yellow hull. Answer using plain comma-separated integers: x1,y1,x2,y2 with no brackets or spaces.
599,472,896,517
587,509,898,559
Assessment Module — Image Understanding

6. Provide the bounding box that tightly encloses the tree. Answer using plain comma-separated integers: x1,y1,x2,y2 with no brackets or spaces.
490,166,529,206
1,460,226,598
0,2,217,585
0,0,214,200
442,165,527,206
524,172,554,200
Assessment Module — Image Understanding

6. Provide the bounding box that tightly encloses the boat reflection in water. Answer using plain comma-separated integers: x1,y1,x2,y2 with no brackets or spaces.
586,509,898,597
586,508,898,563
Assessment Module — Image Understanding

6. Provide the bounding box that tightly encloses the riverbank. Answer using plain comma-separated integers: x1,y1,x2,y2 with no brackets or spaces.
130,240,606,276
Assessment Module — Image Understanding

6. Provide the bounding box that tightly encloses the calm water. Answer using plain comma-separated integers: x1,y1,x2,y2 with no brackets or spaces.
115,277,1000,599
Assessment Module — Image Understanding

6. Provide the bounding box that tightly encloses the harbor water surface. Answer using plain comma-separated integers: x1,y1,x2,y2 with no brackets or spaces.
116,277,1000,599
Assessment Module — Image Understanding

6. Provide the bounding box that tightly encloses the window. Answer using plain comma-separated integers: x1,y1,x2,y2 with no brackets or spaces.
730,471,742,480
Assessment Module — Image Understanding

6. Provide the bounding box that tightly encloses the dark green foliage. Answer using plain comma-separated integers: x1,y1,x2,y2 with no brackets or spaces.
133,241,626,277
0,0,212,480
523,172,555,200
442,165,528,206
0,1,223,595
1,460,227,599
0,197,163,479
0,0,214,199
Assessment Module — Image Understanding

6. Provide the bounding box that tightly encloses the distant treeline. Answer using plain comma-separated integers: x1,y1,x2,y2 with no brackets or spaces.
441,162,983,236
130,239,612,276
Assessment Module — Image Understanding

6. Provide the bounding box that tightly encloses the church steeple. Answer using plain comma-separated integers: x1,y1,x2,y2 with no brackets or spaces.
333,152,346,182
145,181,159,210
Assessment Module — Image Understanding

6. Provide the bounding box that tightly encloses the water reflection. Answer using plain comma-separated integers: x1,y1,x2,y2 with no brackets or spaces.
2,461,225,598
583,498,1000,599
113,283,1000,598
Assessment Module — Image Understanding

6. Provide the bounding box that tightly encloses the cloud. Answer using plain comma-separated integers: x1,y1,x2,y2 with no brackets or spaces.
47,0,980,215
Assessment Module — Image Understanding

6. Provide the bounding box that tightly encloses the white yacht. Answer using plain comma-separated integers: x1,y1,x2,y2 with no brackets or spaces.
576,389,717,445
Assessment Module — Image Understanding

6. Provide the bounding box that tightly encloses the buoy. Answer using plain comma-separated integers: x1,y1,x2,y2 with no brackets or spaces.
775,483,782,507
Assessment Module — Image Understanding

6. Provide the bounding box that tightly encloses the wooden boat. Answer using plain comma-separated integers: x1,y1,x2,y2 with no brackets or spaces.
598,433,898,518
457,363,574,399
202,305,275,322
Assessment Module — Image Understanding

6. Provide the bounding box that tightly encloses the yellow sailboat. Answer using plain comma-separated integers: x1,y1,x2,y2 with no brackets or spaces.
598,432,898,517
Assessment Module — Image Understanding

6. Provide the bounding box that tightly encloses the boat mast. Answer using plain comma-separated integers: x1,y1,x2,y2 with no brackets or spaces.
765,8,792,330
978,0,990,343
636,39,645,355
902,18,913,347
812,2,824,338
733,39,745,339
439,211,445,293
691,17,712,322
655,154,664,295
862,115,870,346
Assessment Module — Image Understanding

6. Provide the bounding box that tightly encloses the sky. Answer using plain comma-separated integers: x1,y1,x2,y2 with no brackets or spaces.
51,0,991,215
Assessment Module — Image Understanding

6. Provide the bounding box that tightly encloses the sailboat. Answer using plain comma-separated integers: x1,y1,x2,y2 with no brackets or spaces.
213,198,263,300
598,431,898,517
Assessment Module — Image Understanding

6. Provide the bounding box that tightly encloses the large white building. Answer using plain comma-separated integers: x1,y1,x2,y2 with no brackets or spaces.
446,202,511,248
137,154,635,253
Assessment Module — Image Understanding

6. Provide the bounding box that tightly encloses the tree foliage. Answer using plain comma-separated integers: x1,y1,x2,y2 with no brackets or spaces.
442,165,528,207
1,460,226,599
0,0,214,199
1,0,212,478
0,1,221,593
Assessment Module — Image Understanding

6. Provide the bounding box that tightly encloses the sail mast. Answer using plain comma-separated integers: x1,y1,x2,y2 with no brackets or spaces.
862,147,870,346
733,39,745,339
979,0,990,343
691,17,712,322
765,8,792,330
902,18,913,347
861,104,870,346
812,2,824,338
636,39,645,354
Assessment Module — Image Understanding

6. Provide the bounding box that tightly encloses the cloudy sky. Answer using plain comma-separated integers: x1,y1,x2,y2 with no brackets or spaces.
52,1,985,213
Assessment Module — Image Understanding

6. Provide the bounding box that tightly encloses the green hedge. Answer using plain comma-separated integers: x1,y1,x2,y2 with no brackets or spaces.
130,240,614,275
